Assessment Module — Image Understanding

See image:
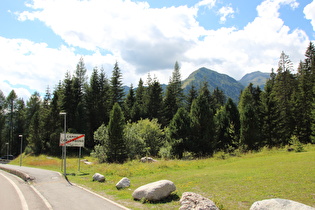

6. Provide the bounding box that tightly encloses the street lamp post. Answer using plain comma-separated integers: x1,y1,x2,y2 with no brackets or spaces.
19,135,23,166
5,143,9,160
59,112,67,177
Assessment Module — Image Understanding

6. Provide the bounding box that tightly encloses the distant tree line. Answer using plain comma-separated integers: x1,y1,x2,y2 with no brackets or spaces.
0,43,314,163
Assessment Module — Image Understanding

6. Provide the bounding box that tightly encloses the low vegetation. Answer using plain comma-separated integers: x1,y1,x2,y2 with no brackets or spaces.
10,145,315,209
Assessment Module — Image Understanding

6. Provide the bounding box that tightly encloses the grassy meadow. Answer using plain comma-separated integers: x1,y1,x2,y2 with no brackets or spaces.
9,145,315,209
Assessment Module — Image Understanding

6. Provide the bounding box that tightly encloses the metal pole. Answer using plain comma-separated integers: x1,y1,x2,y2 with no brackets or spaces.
63,113,67,177
19,135,23,166
60,112,67,177
78,147,81,172
6,143,8,160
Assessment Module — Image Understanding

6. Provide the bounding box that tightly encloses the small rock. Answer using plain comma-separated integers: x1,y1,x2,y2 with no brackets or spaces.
116,177,131,189
140,157,157,163
250,198,315,210
92,173,105,182
179,192,219,210
132,180,176,201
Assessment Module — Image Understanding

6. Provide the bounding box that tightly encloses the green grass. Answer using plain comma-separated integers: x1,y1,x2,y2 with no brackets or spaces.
9,145,315,209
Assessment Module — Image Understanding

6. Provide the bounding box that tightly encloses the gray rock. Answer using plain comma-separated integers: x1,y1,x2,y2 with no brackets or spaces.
250,198,315,210
116,177,130,189
179,192,219,210
92,173,105,182
132,180,176,201
140,157,157,163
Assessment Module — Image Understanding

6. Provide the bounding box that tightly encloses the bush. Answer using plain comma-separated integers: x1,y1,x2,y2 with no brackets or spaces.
290,135,305,153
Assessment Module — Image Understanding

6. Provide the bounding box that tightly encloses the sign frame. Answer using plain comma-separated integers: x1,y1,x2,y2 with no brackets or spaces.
60,133,85,147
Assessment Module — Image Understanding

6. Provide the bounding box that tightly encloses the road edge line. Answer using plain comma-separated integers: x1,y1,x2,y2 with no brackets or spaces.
72,183,131,210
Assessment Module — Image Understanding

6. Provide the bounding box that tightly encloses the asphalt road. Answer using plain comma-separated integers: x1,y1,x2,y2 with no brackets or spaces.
0,164,129,210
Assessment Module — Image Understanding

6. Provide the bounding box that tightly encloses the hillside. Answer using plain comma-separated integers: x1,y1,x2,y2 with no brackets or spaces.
239,71,270,89
182,67,244,103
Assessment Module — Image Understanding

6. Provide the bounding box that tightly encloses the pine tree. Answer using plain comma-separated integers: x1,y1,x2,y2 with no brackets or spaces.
273,51,296,145
110,62,124,109
238,84,262,150
260,69,282,147
163,62,184,126
215,98,240,152
132,78,146,121
211,87,226,113
107,103,127,163
168,107,191,158
26,92,42,155
72,57,87,133
186,84,198,111
145,75,163,122
190,82,215,156
124,84,135,121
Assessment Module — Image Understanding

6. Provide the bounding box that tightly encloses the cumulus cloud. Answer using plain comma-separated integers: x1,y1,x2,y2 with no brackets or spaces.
0,36,118,98
17,0,203,74
1,0,312,100
195,0,216,9
218,5,235,24
183,0,308,79
304,0,315,31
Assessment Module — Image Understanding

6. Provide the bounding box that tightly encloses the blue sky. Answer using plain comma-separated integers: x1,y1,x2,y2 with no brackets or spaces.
0,0,314,100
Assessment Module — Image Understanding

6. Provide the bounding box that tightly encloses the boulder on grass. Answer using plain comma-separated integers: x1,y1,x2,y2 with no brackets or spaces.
140,157,157,163
250,198,315,210
179,192,219,210
92,173,105,182
132,180,176,201
116,177,130,189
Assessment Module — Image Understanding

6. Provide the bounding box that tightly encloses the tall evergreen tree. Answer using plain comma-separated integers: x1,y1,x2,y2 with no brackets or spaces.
163,61,184,126
145,75,164,122
168,107,191,158
273,51,296,145
107,103,127,163
186,84,198,111
215,98,240,152
260,69,282,147
190,82,215,156
26,92,42,155
238,84,262,150
6,90,18,155
124,84,135,122
110,61,124,109
132,78,146,121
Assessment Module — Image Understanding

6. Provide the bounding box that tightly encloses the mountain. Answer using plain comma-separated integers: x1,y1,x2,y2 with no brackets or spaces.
239,71,270,89
182,67,244,103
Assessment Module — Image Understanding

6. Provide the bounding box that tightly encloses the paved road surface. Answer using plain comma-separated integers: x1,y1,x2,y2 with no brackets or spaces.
0,164,129,210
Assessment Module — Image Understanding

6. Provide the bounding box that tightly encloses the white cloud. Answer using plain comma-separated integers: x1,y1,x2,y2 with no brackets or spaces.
218,5,235,24
0,36,117,98
1,0,311,101
304,0,315,31
184,0,308,79
195,0,216,9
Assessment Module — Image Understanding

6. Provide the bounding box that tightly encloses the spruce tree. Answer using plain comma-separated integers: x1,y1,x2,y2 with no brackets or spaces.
238,84,262,150
124,84,135,121
190,82,215,156
110,61,124,109
260,69,282,147
132,78,146,121
273,51,296,145
163,61,184,126
145,75,163,122
107,103,127,163
168,107,191,158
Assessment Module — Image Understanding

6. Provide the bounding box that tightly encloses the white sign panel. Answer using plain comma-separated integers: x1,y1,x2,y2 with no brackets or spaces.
60,133,85,147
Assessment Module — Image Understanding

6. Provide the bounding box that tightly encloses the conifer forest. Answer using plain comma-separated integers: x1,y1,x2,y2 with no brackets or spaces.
1,42,315,163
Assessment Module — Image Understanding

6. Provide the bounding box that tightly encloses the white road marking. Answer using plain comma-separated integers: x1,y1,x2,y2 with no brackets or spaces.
0,171,29,210
29,184,53,210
